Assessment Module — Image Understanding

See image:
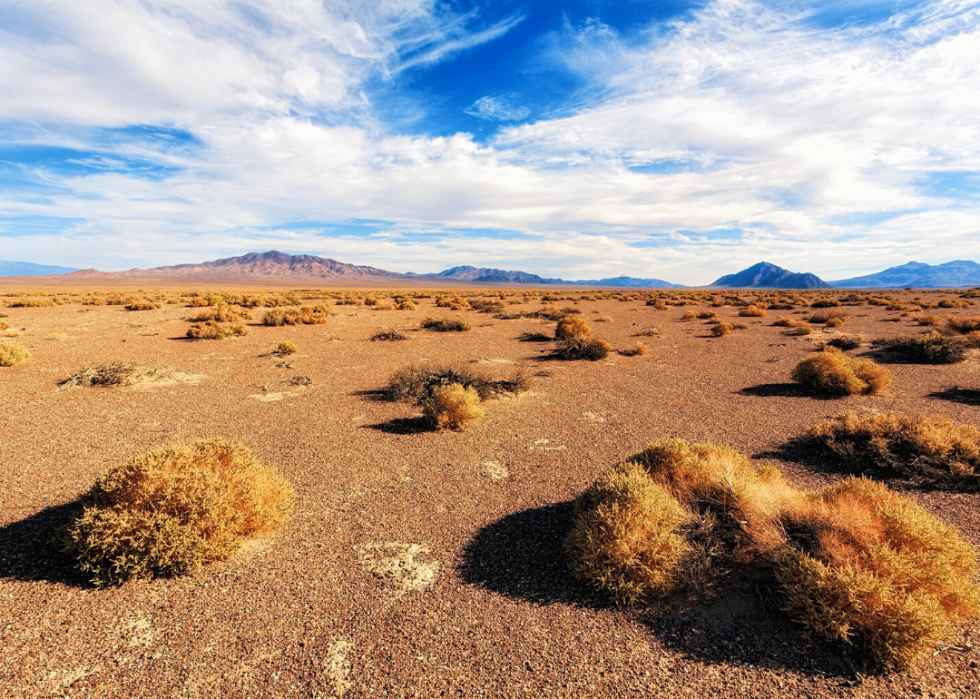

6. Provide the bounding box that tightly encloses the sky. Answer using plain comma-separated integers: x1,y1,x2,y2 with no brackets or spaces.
0,0,979,284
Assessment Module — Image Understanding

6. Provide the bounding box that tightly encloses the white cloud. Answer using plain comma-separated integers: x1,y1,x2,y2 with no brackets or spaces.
464,96,531,122
1,0,980,283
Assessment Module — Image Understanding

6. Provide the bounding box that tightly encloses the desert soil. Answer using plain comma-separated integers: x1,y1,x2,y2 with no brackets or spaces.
1,292,979,698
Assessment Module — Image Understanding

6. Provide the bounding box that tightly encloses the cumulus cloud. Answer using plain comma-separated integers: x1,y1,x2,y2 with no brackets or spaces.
1,0,979,283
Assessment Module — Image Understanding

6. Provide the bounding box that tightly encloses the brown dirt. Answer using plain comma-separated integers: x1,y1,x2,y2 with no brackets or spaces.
2,293,980,698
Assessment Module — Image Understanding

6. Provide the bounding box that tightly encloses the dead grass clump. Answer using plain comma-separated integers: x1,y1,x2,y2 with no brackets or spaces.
568,439,980,667
946,316,980,334
0,320,8,331
190,304,251,323
555,316,592,342
739,305,767,317
710,322,733,337
809,309,847,325
773,316,796,327
566,462,690,604
186,321,249,339
811,299,842,309
273,341,298,356
594,315,613,323
916,314,943,326
792,351,892,396
8,298,56,308
384,364,529,403
421,383,484,430
372,330,407,341
682,310,697,321
60,440,294,587
806,411,980,487
125,301,158,311
793,323,814,336
821,336,865,351
0,341,30,367
553,316,610,359
61,363,180,387
420,317,471,332
262,306,329,326
879,331,967,364
619,341,649,357
777,477,980,668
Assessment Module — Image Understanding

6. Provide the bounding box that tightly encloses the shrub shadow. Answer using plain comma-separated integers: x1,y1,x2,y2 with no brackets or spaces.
0,501,89,587
361,417,433,434
928,387,980,406
737,383,810,398
460,502,856,678
352,389,390,403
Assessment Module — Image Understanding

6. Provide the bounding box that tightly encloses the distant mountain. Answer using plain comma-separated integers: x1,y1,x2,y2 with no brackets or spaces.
0,259,79,276
411,266,684,288
409,265,551,284
711,262,830,289
59,251,409,282
569,275,684,288
831,261,980,289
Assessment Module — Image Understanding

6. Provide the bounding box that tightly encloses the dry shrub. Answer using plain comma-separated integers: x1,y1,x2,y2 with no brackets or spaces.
0,320,8,331
792,351,892,396
273,341,298,356
420,317,471,332
60,440,294,587
880,331,966,364
566,462,690,604
697,311,719,320
125,301,158,311
372,330,407,341
191,304,251,323
647,299,668,310
682,310,697,321
396,300,417,311
809,309,847,324
793,323,814,336
262,306,329,326
773,316,796,327
806,411,980,487
777,477,980,668
594,315,613,323
187,320,249,339
0,341,30,367
61,363,179,387
8,298,56,308
421,383,484,429
555,316,592,342
811,299,842,308
739,305,767,317
946,316,980,334
917,315,943,326
821,335,864,351
710,322,733,337
568,439,980,667
939,298,971,309
635,327,660,337
556,338,611,361
384,364,529,403
619,341,649,357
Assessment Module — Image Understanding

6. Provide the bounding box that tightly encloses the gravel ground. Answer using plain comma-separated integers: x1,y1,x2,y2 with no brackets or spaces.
1,292,979,698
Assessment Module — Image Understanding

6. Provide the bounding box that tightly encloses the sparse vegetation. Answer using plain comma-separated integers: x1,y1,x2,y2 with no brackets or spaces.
0,341,30,367
567,438,980,668
710,322,732,337
420,317,471,332
125,301,158,311
372,330,408,341
821,335,864,351
792,351,892,396
262,306,329,326
61,363,182,387
191,304,251,323
187,320,249,339
878,331,967,364
805,411,980,487
619,341,649,356
60,440,294,586
384,364,530,403
739,305,767,317
553,317,611,360
421,383,484,430
273,341,298,356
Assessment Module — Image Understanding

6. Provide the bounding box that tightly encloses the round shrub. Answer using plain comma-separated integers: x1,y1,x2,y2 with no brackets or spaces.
566,462,689,604
555,316,592,342
710,322,733,337
0,341,30,367
792,351,892,396
421,383,484,429
60,440,294,586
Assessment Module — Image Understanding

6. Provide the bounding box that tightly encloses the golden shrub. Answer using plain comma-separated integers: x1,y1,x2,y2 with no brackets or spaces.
60,440,294,586
421,383,484,429
792,352,891,396
0,341,30,367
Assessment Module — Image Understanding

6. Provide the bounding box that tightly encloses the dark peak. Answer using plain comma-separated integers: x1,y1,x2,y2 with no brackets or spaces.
712,262,830,289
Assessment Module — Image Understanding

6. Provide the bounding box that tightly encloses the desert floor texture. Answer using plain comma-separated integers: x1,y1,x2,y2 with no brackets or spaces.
1,290,979,699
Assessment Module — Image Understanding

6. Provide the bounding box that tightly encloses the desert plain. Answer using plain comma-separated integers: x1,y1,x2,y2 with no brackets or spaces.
1,287,979,699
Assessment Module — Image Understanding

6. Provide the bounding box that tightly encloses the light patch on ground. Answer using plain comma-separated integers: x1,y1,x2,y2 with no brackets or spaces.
116,612,159,648
48,332,69,342
472,357,511,364
357,542,439,595
61,363,201,389
529,439,566,452
41,665,101,694
581,412,606,423
249,391,300,402
323,639,353,697
482,460,509,481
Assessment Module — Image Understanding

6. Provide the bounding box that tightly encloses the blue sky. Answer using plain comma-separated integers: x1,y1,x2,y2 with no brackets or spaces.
1,0,979,283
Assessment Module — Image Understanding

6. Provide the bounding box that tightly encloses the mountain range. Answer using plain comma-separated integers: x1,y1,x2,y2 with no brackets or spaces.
2,252,980,289
0,259,79,276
